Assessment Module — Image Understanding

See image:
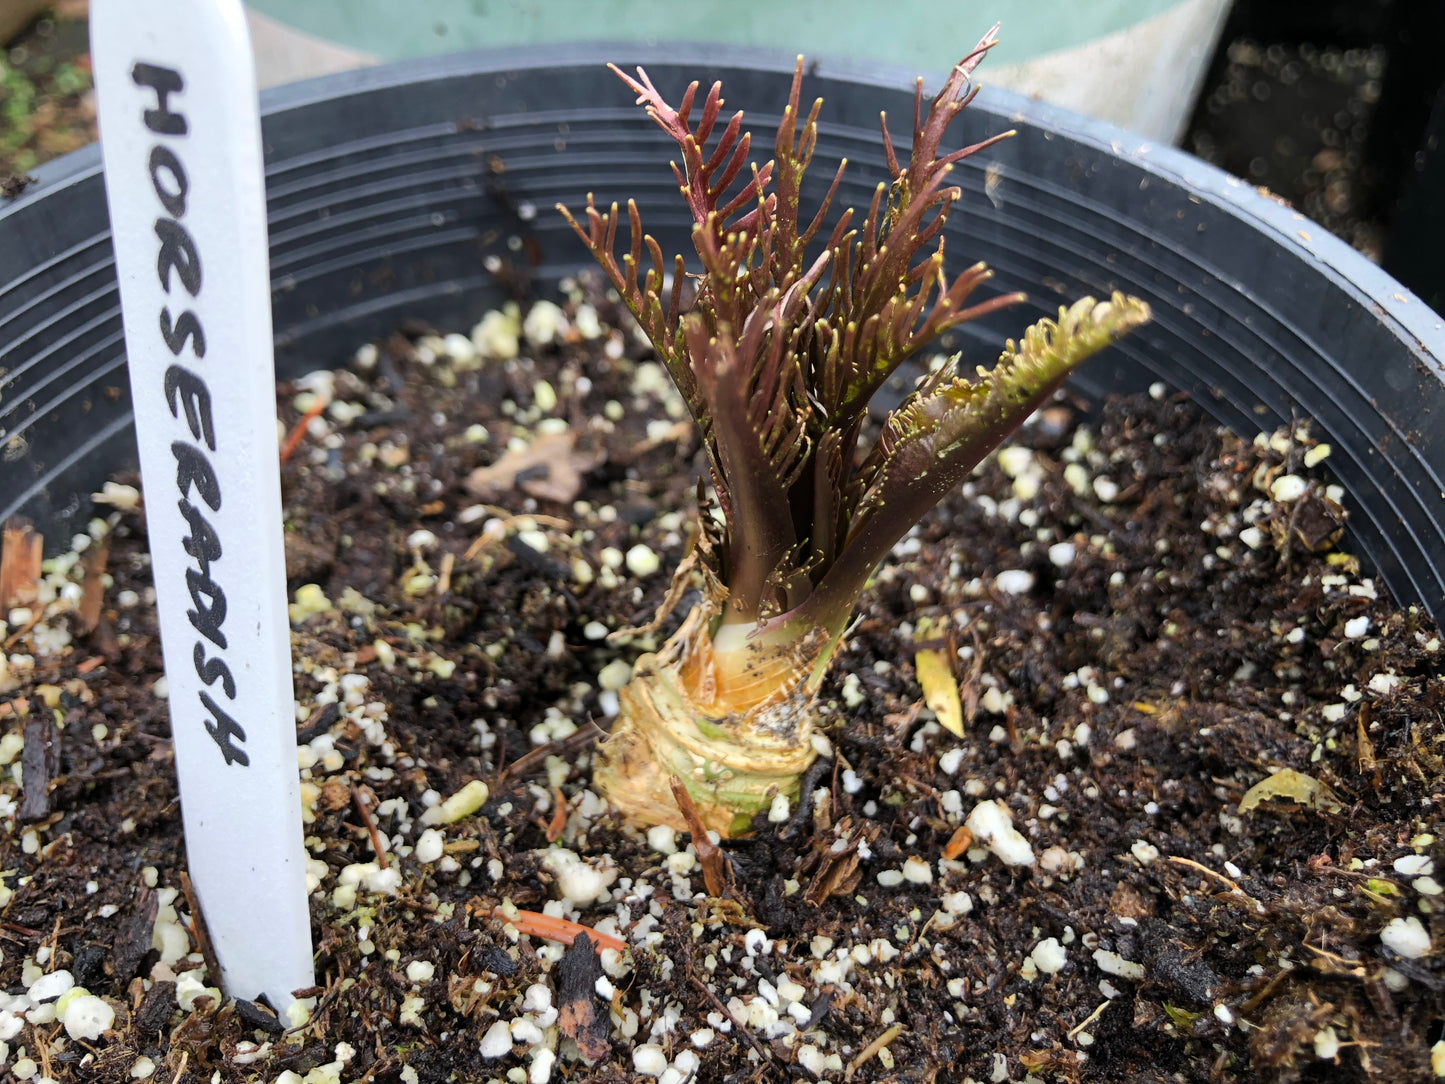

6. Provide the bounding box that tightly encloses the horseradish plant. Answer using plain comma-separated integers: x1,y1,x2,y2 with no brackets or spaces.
560,27,1150,834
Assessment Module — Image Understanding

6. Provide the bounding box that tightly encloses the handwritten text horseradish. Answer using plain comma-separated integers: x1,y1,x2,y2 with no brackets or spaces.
93,0,314,1009
134,62,249,766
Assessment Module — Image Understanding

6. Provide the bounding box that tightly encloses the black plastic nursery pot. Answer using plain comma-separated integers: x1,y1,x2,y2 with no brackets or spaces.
2,45,1444,625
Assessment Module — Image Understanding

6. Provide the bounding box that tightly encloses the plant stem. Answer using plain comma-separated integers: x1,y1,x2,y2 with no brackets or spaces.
593,599,824,837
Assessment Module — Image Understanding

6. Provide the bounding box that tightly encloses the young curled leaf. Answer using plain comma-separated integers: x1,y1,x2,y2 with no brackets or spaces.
560,27,1068,633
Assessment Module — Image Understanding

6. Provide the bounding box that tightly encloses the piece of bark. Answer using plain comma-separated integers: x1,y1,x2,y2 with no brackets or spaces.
0,518,42,610
19,714,59,821
76,536,110,635
234,997,285,1034
0,173,36,199
114,888,160,982
803,817,879,907
556,933,610,1064
133,979,177,1035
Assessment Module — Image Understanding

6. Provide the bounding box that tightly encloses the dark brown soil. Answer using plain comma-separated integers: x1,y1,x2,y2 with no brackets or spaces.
2,284,1443,1083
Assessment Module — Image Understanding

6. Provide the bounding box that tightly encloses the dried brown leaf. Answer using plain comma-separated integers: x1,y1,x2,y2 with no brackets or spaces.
804,816,880,906
1238,767,1343,816
464,429,604,504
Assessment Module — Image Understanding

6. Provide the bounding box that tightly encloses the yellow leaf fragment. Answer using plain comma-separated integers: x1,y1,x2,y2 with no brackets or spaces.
1238,767,1343,816
916,648,964,737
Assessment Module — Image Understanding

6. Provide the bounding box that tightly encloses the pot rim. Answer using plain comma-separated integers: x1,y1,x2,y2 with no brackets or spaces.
13,41,1442,363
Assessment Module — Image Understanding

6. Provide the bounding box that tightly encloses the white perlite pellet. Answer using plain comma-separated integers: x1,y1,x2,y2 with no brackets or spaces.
1395,855,1435,877
902,856,933,884
414,828,445,864
542,848,618,906
529,1047,555,1083
768,794,791,823
1269,474,1307,502
28,970,74,1002
994,569,1035,595
1029,938,1067,975
598,658,632,691
1092,949,1146,981
798,1044,828,1075
965,800,1035,866
996,446,1033,477
61,993,114,1041
941,891,973,916
1380,916,1431,959
1130,840,1160,865
625,544,661,576
522,983,552,1014
479,1019,513,1058
632,1044,668,1077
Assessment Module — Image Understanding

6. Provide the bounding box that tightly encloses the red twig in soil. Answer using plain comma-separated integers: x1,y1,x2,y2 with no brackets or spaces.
178,870,224,987
941,824,973,862
669,775,729,897
688,970,777,1071
494,725,602,791
488,906,627,955
350,784,389,870
279,396,328,465
546,787,568,843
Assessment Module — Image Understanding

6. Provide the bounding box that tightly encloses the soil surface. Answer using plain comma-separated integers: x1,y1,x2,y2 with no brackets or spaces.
2,286,1444,1084
0,6,93,182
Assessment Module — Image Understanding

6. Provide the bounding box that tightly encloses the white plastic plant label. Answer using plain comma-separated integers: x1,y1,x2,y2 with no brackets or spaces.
91,0,314,1010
